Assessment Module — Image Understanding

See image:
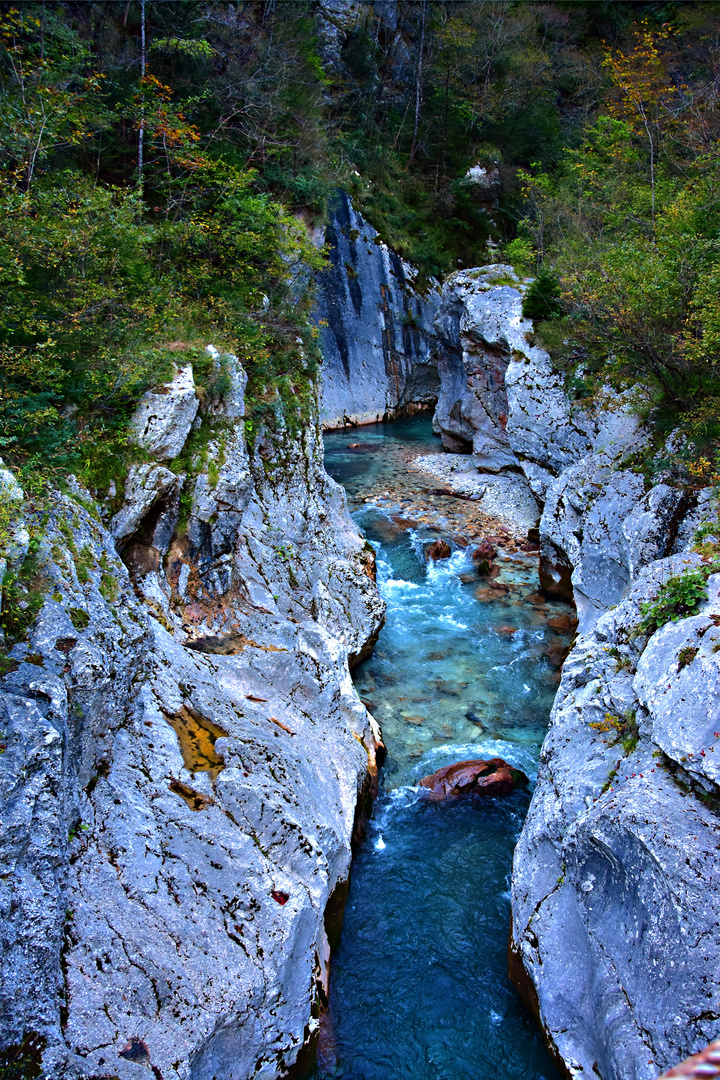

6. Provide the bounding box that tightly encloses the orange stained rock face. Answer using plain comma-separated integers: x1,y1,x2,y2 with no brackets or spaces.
162,705,228,779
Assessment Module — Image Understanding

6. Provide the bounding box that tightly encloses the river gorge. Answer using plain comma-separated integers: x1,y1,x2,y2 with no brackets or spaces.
314,418,571,1080
4,6,720,1079
2,252,719,1080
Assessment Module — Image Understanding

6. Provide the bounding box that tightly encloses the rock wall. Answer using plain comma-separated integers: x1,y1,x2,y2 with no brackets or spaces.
432,266,700,635
432,264,720,1077
0,353,385,1079
511,556,720,1080
317,192,440,429
433,265,539,467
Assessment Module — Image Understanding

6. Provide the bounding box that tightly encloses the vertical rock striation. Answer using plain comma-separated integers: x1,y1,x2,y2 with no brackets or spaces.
317,192,440,428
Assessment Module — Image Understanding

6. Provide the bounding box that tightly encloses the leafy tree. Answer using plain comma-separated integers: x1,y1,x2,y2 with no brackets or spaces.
516,22,720,411
0,3,325,487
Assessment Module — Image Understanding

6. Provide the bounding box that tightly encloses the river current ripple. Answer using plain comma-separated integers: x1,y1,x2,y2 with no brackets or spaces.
316,418,568,1080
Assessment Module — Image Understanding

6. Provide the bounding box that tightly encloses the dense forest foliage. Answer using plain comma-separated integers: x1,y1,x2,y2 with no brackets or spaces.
0,0,719,489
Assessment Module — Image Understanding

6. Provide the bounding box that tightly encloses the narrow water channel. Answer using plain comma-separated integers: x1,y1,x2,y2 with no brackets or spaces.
317,418,571,1080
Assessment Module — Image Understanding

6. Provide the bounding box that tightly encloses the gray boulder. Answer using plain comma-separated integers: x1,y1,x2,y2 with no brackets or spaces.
110,462,183,545
129,365,199,460
434,267,720,1078
538,399,688,633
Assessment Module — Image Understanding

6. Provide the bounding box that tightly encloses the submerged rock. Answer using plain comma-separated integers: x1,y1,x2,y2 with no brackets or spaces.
475,582,508,602
419,758,528,799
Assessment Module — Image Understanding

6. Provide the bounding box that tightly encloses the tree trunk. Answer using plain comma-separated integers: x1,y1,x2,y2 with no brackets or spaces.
408,0,426,165
138,0,146,187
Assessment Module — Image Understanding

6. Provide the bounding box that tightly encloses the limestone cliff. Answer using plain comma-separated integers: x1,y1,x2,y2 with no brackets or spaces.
432,266,720,1077
317,192,440,429
432,266,701,634
0,352,385,1079
510,555,720,1080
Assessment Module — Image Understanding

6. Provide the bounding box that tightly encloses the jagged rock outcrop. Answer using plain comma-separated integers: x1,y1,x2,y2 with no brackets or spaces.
511,555,720,1079
433,262,720,1077
432,266,699,634
317,192,441,428
433,265,538,467
0,351,385,1079
536,403,694,633
432,265,595,479
129,365,200,461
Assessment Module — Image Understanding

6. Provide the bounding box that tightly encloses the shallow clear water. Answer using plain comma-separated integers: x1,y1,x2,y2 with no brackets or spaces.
316,420,569,1080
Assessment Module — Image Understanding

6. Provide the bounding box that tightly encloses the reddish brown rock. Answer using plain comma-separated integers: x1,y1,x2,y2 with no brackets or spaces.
472,539,498,562
541,638,569,670
475,582,509,602
426,539,452,561
546,614,577,634
496,625,518,636
419,758,528,800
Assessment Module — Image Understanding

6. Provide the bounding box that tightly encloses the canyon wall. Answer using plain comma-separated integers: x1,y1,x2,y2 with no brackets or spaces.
317,192,441,429
431,266,720,1078
0,353,385,1080
432,266,699,634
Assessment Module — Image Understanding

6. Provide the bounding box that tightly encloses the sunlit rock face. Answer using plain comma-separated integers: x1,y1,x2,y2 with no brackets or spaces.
317,191,441,429
0,353,385,1080
511,557,720,1080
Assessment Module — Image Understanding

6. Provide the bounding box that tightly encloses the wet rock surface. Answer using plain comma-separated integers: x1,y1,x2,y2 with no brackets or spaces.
425,539,452,561
419,758,528,799
317,192,441,429
0,354,385,1079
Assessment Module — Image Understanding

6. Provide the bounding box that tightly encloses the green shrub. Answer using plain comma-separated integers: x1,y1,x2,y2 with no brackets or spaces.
68,607,89,631
0,549,46,645
639,563,720,635
522,269,564,322
504,237,535,275
589,708,639,755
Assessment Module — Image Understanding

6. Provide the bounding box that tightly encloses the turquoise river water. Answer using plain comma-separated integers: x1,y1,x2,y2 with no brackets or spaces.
316,418,570,1080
